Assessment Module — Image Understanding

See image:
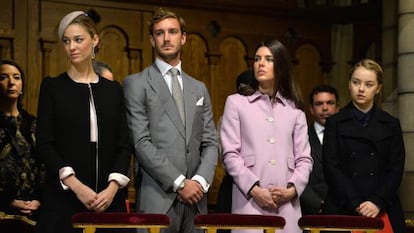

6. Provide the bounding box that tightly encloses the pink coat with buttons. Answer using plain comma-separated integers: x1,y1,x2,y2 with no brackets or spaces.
220,91,313,233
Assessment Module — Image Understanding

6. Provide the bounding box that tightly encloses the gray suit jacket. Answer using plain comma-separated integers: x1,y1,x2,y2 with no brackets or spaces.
123,64,218,214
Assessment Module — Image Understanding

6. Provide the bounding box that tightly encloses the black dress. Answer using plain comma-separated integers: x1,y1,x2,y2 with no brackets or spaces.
0,110,45,220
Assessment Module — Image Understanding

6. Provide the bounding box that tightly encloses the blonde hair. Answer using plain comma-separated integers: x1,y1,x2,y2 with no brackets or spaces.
349,59,383,84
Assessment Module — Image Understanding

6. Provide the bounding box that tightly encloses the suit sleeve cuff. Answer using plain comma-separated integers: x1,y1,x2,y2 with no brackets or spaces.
173,175,186,192
192,175,210,193
108,173,131,188
247,181,260,198
59,166,75,190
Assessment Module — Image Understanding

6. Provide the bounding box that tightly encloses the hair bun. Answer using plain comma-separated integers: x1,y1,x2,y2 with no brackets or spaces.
85,9,101,24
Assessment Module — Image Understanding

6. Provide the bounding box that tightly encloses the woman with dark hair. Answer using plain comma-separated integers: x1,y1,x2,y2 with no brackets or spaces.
220,39,313,233
0,59,45,221
35,10,131,233
323,59,406,232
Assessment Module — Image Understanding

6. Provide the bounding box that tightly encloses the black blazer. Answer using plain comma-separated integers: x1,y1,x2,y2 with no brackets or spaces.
323,102,406,232
300,124,328,215
35,73,132,233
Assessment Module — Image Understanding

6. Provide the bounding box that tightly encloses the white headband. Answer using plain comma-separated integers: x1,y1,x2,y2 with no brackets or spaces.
58,11,86,39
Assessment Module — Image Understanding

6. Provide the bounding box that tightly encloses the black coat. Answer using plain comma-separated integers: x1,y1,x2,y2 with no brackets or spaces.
300,124,328,215
35,73,132,233
323,102,406,233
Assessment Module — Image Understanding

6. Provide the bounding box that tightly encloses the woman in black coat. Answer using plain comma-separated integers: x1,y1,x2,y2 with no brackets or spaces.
323,59,406,232
35,11,131,233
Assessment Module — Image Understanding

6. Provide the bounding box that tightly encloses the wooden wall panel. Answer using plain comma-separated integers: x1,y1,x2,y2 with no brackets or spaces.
209,37,247,206
216,37,248,121
0,0,13,30
97,27,129,83
0,0,14,59
294,44,322,120
181,34,210,88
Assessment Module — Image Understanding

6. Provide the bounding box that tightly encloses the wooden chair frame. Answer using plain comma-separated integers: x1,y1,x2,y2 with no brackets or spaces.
72,212,169,233
301,227,381,233
298,215,384,233
0,212,36,233
73,223,167,233
194,214,285,233
196,225,281,233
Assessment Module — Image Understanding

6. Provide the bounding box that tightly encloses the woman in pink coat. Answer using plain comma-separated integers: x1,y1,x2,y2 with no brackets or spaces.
220,39,313,233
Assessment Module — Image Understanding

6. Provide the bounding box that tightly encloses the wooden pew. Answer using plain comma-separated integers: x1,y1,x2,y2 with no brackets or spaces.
72,212,170,233
194,213,285,233
298,215,384,233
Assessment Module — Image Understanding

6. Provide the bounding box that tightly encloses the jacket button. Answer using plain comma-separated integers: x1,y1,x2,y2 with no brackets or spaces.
350,152,356,158
370,152,375,158
267,138,276,144
369,172,374,176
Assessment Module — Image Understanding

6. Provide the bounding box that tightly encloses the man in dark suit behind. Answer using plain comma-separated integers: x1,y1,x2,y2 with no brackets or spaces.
123,8,218,233
300,84,339,215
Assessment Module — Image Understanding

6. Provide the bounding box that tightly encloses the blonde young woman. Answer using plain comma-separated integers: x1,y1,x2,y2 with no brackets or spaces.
35,11,131,233
323,59,406,233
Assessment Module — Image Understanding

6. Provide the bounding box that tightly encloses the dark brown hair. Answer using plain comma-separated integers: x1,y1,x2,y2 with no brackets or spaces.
0,59,25,110
148,8,186,35
309,84,339,106
254,39,304,110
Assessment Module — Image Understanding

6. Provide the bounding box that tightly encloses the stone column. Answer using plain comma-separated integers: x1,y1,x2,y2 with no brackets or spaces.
381,0,398,116
398,0,414,219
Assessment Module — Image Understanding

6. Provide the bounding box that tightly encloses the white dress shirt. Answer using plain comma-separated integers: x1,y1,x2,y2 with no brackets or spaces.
314,122,325,145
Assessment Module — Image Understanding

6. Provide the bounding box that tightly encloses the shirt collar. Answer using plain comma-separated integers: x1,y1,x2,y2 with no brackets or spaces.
247,91,287,106
155,58,182,76
314,121,325,134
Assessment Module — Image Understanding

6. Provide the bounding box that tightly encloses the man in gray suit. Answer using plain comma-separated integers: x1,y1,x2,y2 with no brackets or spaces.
123,8,218,233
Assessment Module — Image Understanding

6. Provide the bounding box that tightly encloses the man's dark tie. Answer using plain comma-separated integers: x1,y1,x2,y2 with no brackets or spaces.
170,68,185,123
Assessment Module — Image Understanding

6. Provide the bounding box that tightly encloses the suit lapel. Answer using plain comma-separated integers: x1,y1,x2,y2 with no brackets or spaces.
147,65,185,138
182,73,196,144
309,126,323,162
